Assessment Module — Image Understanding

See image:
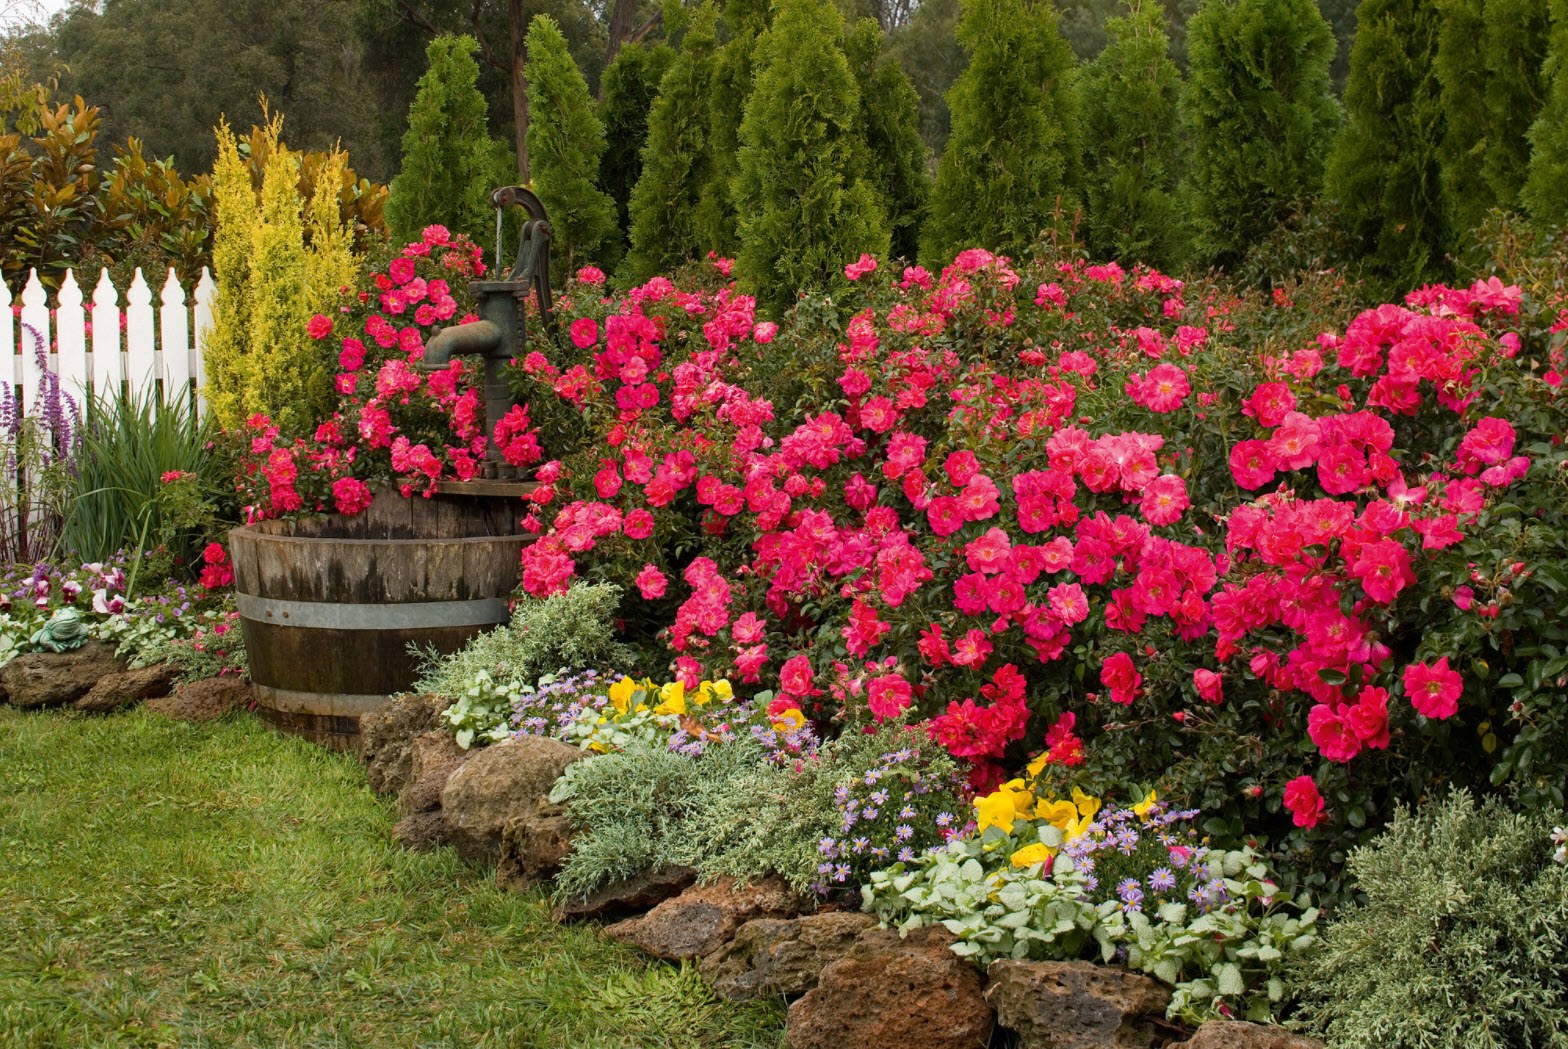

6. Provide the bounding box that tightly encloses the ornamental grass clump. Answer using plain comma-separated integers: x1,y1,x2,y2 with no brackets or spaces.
1289,790,1568,1049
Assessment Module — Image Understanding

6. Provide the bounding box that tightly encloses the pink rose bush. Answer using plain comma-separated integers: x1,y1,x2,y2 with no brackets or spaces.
497,247,1568,866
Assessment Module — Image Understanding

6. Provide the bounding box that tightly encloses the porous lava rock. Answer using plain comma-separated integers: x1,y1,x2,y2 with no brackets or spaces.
985,959,1171,1049
359,693,451,796
496,799,575,892
0,642,126,708
604,876,810,960
701,911,877,1001
397,730,470,816
440,735,586,863
1166,1021,1325,1049
551,866,698,923
74,664,180,713
145,676,253,723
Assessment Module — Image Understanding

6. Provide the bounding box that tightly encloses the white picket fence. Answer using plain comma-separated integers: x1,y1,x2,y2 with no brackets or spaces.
3,266,216,416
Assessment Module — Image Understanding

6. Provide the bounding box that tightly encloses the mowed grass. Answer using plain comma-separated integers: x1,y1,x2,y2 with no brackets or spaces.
0,706,786,1048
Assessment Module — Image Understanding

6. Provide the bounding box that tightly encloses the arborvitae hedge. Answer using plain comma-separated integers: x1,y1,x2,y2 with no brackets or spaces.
525,15,620,273
385,35,514,248
1079,0,1186,270
1326,0,1451,286
1481,0,1550,210
1436,0,1493,235
732,0,888,313
1178,0,1340,268
1526,0,1568,226
845,18,931,263
921,0,1082,266
624,4,722,283
598,41,676,239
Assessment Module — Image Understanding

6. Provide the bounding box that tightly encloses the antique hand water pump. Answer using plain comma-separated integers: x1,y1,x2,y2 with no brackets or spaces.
419,186,558,480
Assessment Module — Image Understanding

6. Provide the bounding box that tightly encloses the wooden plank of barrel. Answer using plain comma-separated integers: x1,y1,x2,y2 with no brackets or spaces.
229,492,526,751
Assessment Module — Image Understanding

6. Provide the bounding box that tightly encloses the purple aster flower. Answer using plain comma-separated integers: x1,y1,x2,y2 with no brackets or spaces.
1148,867,1176,893
895,824,914,841
1117,879,1144,909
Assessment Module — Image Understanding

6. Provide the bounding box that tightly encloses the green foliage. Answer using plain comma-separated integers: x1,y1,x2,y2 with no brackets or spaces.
1326,0,1451,286
526,16,620,273
598,41,676,239
64,386,223,565
385,34,514,249
1079,0,1187,269
732,0,888,313
886,0,964,152
1436,0,1492,236
844,18,931,262
1290,792,1568,1048
550,739,768,899
1524,0,1568,227
414,582,631,747
0,706,786,1046
624,4,722,283
698,30,756,256
206,113,339,434
1480,0,1550,214
1178,0,1340,268
866,812,1317,1024
922,0,1082,266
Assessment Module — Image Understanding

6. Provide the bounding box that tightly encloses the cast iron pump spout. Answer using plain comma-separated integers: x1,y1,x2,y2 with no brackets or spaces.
420,186,558,480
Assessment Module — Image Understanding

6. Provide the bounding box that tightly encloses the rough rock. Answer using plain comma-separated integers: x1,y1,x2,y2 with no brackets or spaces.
0,642,126,709
359,693,451,796
73,663,180,713
440,735,586,863
552,866,698,923
604,876,811,961
392,810,449,852
397,731,471,816
496,799,575,892
701,911,877,1001
145,676,253,723
1167,1022,1325,1049
784,926,993,1049
985,960,1171,1049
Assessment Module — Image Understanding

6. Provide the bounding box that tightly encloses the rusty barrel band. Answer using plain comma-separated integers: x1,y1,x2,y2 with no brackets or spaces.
253,684,391,716
235,593,510,630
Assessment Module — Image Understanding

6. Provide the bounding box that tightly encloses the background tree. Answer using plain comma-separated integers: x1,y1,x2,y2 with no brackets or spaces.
385,34,514,248
1079,0,1186,268
52,0,382,176
732,0,888,313
597,40,674,241
1525,0,1568,226
921,0,1082,266
886,0,964,152
844,17,930,262
1325,0,1450,286
1480,0,1549,211
624,3,721,281
525,14,618,271
1436,0,1491,236
1178,0,1339,268
697,0,771,255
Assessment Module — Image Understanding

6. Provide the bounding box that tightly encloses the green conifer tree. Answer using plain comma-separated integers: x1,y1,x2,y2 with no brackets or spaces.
733,0,889,313
1436,0,1492,235
1481,0,1550,209
598,41,676,236
921,0,1082,266
1525,0,1568,226
696,0,774,254
386,35,514,247
1178,0,1339,268
845,18,932,262
624,3,722,281
1439,0,1548,234
1326,0,1451,286
525,15,620,272
1078,0,1186,268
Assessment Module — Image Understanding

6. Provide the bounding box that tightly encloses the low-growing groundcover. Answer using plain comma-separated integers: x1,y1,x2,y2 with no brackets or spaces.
0,707,784,1048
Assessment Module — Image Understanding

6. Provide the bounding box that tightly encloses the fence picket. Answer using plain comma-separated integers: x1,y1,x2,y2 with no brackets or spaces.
193,267,215,416
124,269,157,397
159,269,192,403
0,280,13,391
90,269,123,396
56,270,89,405
18,271,49,413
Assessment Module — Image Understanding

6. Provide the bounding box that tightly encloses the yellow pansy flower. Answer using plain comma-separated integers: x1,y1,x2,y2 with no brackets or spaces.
772,707,806,733
1009,842,1053,868
1025,750,1052,779
654,680,687,716
709,680,734,702
1002,778,1037,818
974,789,1019,834
608,677,638,715
1132,789,1159,819
1036,798,1080,829
1072,786,1102,821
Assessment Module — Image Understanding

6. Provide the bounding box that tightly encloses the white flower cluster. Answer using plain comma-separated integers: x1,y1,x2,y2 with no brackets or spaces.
1552,826,1567,866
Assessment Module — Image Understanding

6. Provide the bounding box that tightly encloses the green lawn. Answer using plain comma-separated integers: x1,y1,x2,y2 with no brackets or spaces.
0,706,785,1048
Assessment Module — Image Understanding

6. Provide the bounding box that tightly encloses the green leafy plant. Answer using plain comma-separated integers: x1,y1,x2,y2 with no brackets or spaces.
1289,791,1568,1048
414,582,632,747
64,384,223,566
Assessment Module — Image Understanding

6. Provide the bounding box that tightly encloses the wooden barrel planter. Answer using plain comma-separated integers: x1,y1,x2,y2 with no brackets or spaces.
229,493,527,751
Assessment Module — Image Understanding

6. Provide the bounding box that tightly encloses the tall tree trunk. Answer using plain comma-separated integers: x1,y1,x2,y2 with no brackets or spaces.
604,0,640,78
510,0,529,181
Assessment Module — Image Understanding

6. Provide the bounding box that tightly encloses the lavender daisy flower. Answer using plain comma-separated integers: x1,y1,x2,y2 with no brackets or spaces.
1148,867,1176,893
